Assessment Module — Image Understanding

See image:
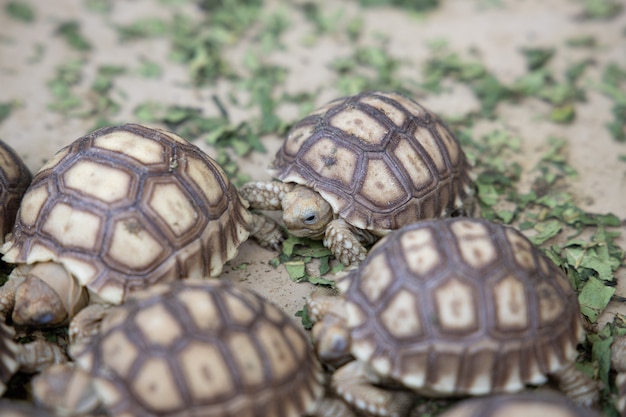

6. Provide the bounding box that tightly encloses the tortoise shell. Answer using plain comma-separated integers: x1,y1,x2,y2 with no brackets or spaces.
270,91,474,232
439,392,601,417
70,280,324,417
335,217,583,396
0,140,31,244
1,124,251,304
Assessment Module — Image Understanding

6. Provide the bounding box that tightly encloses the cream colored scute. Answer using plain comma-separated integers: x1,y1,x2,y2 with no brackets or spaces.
380,289,422,339
223,292,256,326
387,93,425,117
436,123,461,166
330,108,387,145
185,156,225,206
134,303,182,348
414,125,446,173
147,181,197,237
16,185,48,227
505,228,536,270
451,220,497,269
178,342,234,402
360,96,406,127
41,204,101,250
176,289,222,331
93,131,165,165
536,281,566,325
358,252,392,303
106,217,165,270
101,330,138,377
434,278,477,332
257,322,297,381
301,138,357,187
492,275,528,330
284,124,314,157
401,228,440,276
132,357,185,411
359,159,405,205
227,332,265,387
393,138,433,189
63,161,133,203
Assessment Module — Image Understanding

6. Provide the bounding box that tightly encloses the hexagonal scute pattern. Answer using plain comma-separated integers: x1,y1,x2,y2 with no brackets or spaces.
74,280,324,417
269,91,474,232
0,140,31,245
1,124,252,304
340,217,582,396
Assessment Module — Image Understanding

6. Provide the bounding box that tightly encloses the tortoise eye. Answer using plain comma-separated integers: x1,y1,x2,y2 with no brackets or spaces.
304,214,317,224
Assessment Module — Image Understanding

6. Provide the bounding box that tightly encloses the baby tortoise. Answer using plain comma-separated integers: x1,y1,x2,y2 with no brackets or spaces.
241,91,474,266
32,280,327,417
0,124,281,331
308,217,598,417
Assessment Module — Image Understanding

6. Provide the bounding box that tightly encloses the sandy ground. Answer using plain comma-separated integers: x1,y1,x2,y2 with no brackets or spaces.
0,0,625,410
1,0,624,320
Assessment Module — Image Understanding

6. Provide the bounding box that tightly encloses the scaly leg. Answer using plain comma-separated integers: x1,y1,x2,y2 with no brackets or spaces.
324,219,368,267
332,361,415,417
247,213,284,251
240,181,294,210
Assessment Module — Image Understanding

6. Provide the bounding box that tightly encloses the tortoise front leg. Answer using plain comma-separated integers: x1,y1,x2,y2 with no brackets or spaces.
323,219,369,267
239,181,294,210
332,361,415,417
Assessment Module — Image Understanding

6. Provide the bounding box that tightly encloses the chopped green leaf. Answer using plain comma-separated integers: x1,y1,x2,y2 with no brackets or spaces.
137,59,163,78
529,220,562,245
578,276,616,322
295,305,314,330
0,101,17,124
116,18,168,41
284,261,306,282
579,0,623,20
520,47,555,71
5,1,34,22
566,35,597,48
550,104,576,123
56,21,92,51
589,327,614,387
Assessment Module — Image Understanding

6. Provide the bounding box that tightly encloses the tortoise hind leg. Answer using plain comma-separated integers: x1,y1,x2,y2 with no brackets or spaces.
332,361,415,417
550,361,599,407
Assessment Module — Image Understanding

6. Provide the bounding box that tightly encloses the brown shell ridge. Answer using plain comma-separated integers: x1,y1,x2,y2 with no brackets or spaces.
273,95,473,232
5,124,251,303
344,219,582,394
85,281,321,417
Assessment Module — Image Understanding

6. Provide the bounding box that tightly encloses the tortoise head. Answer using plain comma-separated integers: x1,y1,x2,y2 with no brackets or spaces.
307,288,353,368
281,185,334,239
11,262,88,327
311,313,352,368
